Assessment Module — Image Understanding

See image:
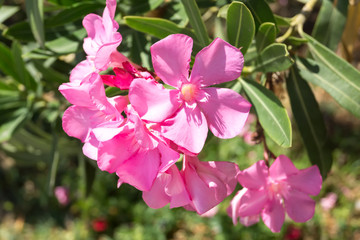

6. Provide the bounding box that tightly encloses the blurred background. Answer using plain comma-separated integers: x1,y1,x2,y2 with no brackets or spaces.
0,0,360,239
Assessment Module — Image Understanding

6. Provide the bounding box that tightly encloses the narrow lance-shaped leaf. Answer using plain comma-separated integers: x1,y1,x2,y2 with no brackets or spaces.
0,108,28,143
240,0,277,31
11,42,37,91
45,2,104,27
241,78,292,148
296,57,360,118
312,0,348,51
180,0,209,47
226,1,255,55
25,0,45,47
302,33,360,118
121,0,164,14
255,22,276,52
254,43,293,73
0,6,20,24
287,66,332,178
124,16,202,54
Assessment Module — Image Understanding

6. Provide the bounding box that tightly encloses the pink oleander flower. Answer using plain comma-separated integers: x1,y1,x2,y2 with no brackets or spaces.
54,186,69,206
129,34,251,154
94,106,180,191
59,72,128,160
143,155,239,215
320,192,337,211
230,155,322,232
83,0,122,70
101,61,154,90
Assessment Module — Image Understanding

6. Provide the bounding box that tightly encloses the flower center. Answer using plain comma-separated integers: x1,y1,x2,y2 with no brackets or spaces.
181,83,198,102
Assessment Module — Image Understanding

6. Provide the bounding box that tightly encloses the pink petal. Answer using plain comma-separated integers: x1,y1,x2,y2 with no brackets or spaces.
190,38,243,86
116,148,160,191
239,214,260,227
142,172,171,209
269,155,299,181
161,105,208,154
238,189,268,217
83,14,103,56
82,134,99,160
97,132,137,173
62,106,105,142
261,197,285,233
157,141,180,173
151,34,192,86
166,165,191,208
227,188,247,225
129,78,180,122
182,156,238,214
94,38,122,71
70,59,95,83
199,88,251,139
284,189,316,222
237,160,268,190
287,165,322,196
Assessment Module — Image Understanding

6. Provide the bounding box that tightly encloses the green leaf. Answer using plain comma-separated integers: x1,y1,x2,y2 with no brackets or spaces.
45,28,86,54
285,36,308,46
312,0,348,51
287,66,332,178
0,42,17,79
240,0,277,31
25,0,45,47
0,6,20,24
302,33,360,117
254,43,293,72
255,22,276,52
226,1,255,54
121,0,164,14
46,2,104,27
124,16,202,54
11,42,37,91
274,14,291,27
180,0,209,47
241,78,292,148
0,107,28,143
296,57,360,118
164,1,189,28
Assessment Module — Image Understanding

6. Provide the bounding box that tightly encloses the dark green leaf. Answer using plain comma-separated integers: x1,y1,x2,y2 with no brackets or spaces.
312,0,348,51
285,36,308,46
240,0,277,31
180,0,210,47
0,42,17,79
241,78,292,147
254,43,293,72
0,6,20,24
287,66,332,178
46,2,104,27
0,107,28,143
296,57,360,118
255,22,276,52
25,0,45,47
124,16,202,54
11,42,37,91
226,1,255,54
121,0,165,14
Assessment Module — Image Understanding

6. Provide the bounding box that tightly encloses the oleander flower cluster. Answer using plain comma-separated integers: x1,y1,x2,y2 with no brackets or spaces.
59,0,322,232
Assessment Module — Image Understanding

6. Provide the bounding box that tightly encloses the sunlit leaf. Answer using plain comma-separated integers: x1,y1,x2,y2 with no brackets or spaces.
180,0,210,47
0,5,20,24
25,0,45,47
296,57,360,118
241,78,292,148
124,16,202,53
